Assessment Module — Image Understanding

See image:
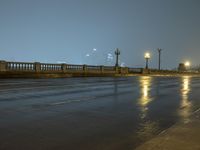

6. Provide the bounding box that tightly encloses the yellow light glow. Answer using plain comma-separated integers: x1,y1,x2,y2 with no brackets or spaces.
185,61,190,67
138,76,152,118
179,76,191,122
144,53,150,59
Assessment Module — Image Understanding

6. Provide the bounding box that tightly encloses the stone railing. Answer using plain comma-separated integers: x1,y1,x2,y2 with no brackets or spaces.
1,60,197,76
149,69,180,74
7,61,34,71
40,63,62,71
0,60,143,74
149,69,200,74
128,68,142,73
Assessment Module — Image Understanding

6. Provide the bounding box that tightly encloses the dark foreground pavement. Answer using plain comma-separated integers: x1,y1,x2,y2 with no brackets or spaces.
0,77,200,150
136,109,200,150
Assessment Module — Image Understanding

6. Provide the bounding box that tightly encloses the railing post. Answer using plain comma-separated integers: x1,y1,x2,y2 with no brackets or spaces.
0,60,7,71
115,66,119,74
83,65,87,73
34,62,41,72
61,64,67,72
139,68,143,74
127,67,130,74
100,65,104,73
142,68,149,74
125,67,129,74
120,67,123,74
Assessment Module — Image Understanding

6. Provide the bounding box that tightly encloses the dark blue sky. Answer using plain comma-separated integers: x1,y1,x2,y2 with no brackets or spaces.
0,0,200,69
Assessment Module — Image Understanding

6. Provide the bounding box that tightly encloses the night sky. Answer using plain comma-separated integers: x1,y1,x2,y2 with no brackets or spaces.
0,0,200,69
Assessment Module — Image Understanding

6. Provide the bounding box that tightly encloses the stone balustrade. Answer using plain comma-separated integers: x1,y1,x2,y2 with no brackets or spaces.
0,60,197,78
129,68,144,73
7,62,34,71
40,63,62,71
0,60,144,75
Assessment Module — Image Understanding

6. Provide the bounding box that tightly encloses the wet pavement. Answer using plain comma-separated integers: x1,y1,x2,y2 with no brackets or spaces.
0,76,200,150
136,109,200,150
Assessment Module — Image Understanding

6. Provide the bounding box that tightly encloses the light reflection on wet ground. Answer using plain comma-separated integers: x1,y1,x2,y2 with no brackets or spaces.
0,76,199,150
179,76,192,123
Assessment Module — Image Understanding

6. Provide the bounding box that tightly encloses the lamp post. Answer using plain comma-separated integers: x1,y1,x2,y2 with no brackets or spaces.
185,61,191,71
157,48,162,70
115,48,120,67
144,52,150,69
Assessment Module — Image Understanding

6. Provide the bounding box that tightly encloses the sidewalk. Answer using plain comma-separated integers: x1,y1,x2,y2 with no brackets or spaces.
135,110,200,150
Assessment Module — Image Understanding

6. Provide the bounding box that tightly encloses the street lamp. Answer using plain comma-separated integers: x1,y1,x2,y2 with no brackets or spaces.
115,48,120,67
185,61,191,71
157,48,162,70
185,61,190,67
144,52,150,69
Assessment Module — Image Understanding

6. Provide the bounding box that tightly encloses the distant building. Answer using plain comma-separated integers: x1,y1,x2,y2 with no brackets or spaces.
178,63,186,72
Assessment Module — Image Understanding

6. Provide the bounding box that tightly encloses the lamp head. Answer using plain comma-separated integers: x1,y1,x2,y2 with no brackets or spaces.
185,61,190,67
144,52,150,59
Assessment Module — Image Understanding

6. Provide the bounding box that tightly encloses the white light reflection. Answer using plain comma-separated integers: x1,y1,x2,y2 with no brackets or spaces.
179,76,191,123
137,77,158,140
138,76,152,118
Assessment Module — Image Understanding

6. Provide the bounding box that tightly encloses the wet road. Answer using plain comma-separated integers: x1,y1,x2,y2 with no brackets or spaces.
0,76,200,150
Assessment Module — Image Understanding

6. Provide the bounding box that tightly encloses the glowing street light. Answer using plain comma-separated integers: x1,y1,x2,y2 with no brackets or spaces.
185,61,190,67
144,52,150,69
185,61,191,71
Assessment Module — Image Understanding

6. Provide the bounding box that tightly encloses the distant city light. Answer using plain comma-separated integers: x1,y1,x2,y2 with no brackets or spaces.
93,48,97,51
107,53,113,60
86,54,90,57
